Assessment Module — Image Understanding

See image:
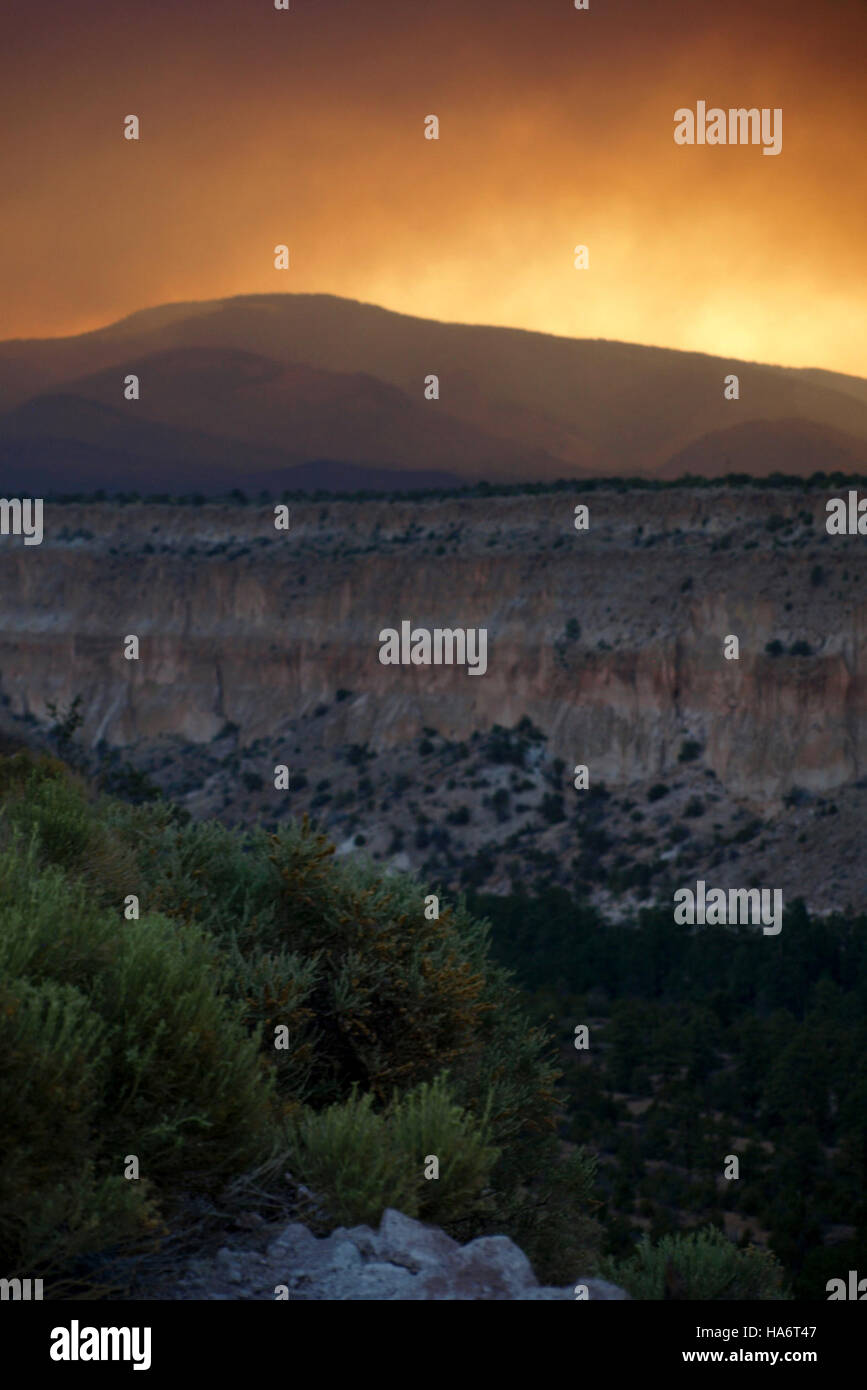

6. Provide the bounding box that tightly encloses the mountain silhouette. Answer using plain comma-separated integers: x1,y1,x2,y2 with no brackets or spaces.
0,294,864,492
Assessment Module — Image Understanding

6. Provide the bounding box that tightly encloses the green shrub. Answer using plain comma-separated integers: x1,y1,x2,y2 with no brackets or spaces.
1,759,138,907
94,913,277,1189
0,836,119,995
0,751,600,1289
387,1073,500,1225
0,779,279,1281
500,1146,601,1285
0,974,154,1279
286,1087,419,1227
4,766,93,873
287,1073,500,1230
600,1227,788,1300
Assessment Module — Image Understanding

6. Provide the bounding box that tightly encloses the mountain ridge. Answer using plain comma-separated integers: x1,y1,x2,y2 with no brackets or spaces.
0,294,864,490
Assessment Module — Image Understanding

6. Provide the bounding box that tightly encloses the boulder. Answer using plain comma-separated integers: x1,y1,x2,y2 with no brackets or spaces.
154,1208,630,1301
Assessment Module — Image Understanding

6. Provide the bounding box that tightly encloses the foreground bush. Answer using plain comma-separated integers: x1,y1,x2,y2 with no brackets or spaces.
0,973,155,1280
287,1074,500,1229
0,764,279,1285
600,1227,789,1300
0,752,596,1287
113,804,583,1268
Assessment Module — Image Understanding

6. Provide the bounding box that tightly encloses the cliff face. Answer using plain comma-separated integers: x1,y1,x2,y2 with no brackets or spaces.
0,484,863,805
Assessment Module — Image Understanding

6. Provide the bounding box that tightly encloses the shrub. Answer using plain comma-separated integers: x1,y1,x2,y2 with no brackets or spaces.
390,1074,500,1224
486,725,526,767
287,1074,500,1230
286,1088,416,1227
94,913,277,1189
648,783,670,802
4,765,93,875
539,793,566,824
498,1146,601,1285
0,973,155,1279
678,740,702,764
732,818,762,844
99,761,162,804
0,780,278,1282
45,693,84,754
600,1227,788,1300
0,752,599,1289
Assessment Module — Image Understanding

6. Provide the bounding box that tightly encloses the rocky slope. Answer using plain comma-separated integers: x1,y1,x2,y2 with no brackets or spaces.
0,481,864,910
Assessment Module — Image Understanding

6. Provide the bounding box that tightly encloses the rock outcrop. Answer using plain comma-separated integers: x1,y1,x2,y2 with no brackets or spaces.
140,1208,629,1301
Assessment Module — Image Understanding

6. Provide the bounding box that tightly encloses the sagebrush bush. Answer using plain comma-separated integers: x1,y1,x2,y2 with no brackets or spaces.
130,815,577,1264
4,762,93,871
0,752,599,1289
0,974,155,1276
286,1073,500,1229
0,781,280,1283
93,912,278,1188
600,1227,789,1300
286,1087,417,1227
387,1073,500,1225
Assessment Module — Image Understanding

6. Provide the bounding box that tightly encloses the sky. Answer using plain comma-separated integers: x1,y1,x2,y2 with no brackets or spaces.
1,0,864,374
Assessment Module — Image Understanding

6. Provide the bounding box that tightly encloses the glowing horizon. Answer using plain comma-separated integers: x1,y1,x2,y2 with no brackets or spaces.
1,0,864,375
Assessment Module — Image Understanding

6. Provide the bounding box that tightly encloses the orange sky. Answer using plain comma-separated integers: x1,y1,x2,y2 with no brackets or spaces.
1,0,864,374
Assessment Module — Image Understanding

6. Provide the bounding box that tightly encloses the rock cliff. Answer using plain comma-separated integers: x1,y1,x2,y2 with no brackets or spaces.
1,484,863,793
0,481,864,909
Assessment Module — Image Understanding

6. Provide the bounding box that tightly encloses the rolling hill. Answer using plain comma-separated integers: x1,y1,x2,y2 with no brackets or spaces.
0,294,864,492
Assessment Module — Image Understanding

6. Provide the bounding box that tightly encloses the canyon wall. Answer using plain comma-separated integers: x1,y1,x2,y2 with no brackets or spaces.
0,485,863,805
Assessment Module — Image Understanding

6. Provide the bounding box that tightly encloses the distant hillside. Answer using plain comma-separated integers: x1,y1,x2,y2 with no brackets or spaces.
0,294,865,491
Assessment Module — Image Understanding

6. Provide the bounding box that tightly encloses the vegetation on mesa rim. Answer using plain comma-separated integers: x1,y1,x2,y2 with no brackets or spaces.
0,749,785,1298
23,469,867,506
